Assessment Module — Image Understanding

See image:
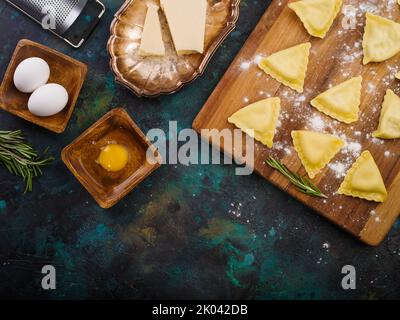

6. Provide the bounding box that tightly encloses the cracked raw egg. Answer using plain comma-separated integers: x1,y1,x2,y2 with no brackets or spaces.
97,144,129,172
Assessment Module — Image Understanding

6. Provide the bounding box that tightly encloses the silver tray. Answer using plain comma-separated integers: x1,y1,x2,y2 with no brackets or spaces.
107,0,240,97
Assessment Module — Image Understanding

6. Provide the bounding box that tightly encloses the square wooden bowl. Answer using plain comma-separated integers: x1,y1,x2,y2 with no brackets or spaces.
62,108,161,208
0,39,87,133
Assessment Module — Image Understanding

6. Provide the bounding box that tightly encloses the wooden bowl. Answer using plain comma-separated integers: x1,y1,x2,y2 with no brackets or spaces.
107,0,240,97
61,108,161,208
0,39,87,133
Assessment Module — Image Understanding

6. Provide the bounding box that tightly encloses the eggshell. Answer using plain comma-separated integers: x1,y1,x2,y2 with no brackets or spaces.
13,57,50,93
28,84,69,117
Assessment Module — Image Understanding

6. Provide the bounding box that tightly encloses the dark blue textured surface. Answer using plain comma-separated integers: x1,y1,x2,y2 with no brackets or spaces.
0,0,399,299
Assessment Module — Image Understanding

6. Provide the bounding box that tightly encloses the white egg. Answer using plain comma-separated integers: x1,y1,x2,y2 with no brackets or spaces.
28,84,69,117
13,57,50,93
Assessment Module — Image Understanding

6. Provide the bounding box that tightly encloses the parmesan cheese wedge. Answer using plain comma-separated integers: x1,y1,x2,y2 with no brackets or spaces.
139,4,165,56
160,0,207,55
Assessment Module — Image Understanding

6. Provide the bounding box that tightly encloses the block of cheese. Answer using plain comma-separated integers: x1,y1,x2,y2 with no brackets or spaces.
139,4,165,56
160,0,207,55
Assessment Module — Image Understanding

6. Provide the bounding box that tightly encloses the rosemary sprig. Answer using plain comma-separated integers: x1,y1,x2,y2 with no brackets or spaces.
266,156,328,199
0,130,54,193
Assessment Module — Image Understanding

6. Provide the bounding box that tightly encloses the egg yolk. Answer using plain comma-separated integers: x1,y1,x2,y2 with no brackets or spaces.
97,144,128,172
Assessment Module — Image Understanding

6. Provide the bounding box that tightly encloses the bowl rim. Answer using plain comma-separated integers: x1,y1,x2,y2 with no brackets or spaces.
0,39,87,133
61,107,162,208
107,0,241,98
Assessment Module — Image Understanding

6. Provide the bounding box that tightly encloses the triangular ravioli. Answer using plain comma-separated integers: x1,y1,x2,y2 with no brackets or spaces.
338,151,387,202
310,76,362,124
396,71,400,80
288,0,342,38
373,89,400,139
258,42,311,93
228,97,281,148
362,12,400,64
292,130,344,179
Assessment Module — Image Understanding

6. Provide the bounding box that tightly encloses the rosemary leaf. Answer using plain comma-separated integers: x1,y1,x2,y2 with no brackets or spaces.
0,130,54,193
266,156,328,199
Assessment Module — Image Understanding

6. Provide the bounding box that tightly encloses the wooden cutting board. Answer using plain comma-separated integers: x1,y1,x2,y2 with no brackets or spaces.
193,0,400,246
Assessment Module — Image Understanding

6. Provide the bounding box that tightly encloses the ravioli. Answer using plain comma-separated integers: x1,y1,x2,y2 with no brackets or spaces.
373,89,400,139
362,12,400,64
288,0,342,38
338,151,387,202
310,76,362,124
228,97,281,148
292,130,344,179
258,42,311,93
396,71,400,80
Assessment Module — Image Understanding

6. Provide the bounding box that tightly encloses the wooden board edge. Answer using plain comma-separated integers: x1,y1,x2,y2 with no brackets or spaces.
359,212,400,246
359,172,400,246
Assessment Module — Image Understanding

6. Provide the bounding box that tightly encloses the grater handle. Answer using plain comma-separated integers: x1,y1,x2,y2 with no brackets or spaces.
63,0,106,48
80,7,105,43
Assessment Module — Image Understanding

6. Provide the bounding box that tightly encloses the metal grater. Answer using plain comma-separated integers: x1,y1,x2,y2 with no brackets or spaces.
5,0,105,48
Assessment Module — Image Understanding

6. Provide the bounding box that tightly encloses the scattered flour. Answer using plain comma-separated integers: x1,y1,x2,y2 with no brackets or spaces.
368,134,385,145
254,54,263,65
240,61,251,70
358,1,379,14
284,147,292,155
308,115,326,131
229,202,242,217
293,94,307,107
367,83,376,93
328,162,348,178
273,142,292,156
322,242,330,249
239,54,264,71
328,139,362,179
343,141,362,157
273,142,284,150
